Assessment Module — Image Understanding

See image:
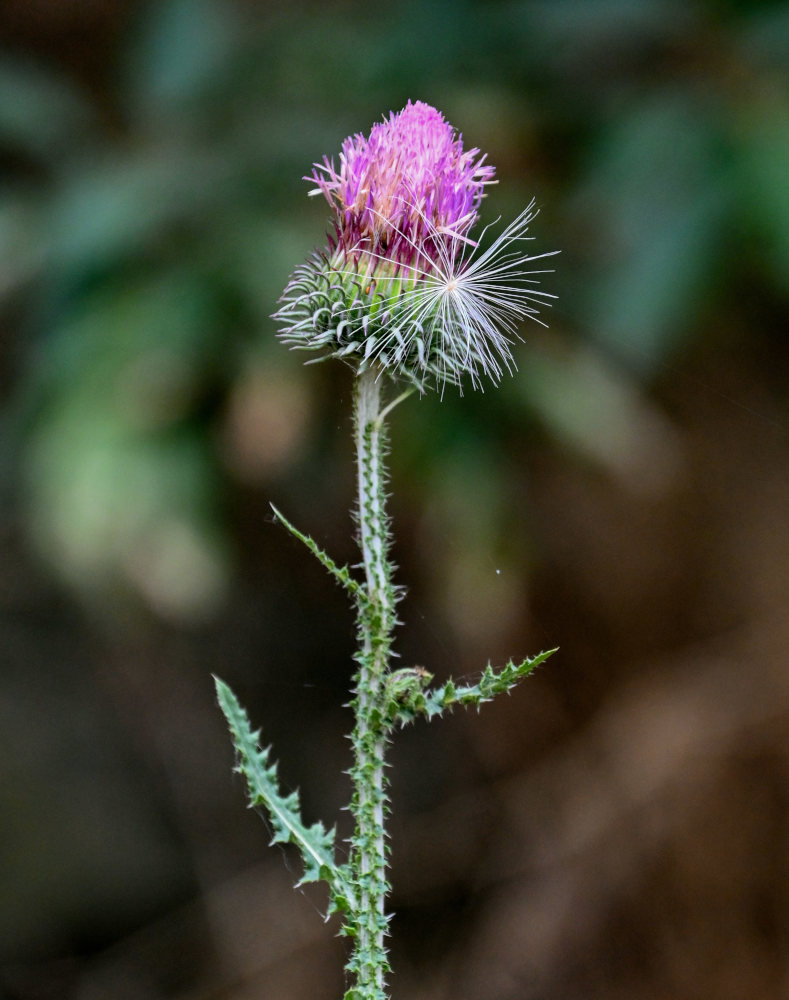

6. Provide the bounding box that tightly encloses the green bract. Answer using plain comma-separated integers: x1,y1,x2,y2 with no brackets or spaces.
275,251,472,390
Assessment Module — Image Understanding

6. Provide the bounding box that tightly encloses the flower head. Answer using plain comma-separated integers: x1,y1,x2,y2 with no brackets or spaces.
274,101,556,392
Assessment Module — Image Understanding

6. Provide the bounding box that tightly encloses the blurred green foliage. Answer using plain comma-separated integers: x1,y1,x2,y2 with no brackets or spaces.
1,0,787,622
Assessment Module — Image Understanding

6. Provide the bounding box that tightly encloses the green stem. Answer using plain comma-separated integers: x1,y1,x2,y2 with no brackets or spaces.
347,367,396,1000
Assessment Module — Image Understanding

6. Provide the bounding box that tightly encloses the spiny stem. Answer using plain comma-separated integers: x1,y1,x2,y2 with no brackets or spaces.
347,367,396,999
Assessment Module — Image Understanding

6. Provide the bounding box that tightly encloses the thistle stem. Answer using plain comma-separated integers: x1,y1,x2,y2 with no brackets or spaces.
348,368,396,999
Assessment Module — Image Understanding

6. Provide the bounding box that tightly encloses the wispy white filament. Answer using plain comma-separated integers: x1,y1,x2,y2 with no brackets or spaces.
321,198,559,390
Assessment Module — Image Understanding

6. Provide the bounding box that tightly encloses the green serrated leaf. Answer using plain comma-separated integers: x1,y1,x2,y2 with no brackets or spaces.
215,675,353,907
270,502,362,600
392,649,557,726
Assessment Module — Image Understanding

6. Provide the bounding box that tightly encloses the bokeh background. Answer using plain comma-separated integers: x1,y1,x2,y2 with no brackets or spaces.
2,1,789,997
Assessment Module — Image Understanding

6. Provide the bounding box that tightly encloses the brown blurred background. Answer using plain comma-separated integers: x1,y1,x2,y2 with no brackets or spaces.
1,1,788,998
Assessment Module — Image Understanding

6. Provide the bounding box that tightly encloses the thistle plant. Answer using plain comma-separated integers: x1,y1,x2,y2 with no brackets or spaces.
215,100,557,1000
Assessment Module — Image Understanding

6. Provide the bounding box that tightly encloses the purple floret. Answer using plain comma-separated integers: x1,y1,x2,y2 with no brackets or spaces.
308,101,496,269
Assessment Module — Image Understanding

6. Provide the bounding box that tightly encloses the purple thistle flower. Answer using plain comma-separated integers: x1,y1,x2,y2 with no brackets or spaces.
308,100,496,270
274,101,557,392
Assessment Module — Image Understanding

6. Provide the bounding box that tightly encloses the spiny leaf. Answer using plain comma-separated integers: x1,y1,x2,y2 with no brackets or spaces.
270,502,362,599
215,676,352,908
390,649,558,726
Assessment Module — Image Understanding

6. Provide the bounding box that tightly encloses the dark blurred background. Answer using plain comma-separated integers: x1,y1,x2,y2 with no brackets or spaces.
1,1,789,997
